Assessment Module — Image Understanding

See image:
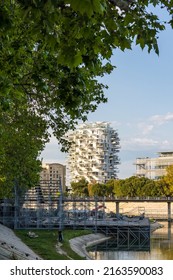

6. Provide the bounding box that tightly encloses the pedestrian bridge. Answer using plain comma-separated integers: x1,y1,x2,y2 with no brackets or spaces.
64,196,173,203
63,196,173,222
1,191,173,230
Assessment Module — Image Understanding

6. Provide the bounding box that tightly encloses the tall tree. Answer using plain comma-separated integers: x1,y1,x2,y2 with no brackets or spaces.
0,104,49,197
1,0,173,142
1,0,173,195
1,1,173,130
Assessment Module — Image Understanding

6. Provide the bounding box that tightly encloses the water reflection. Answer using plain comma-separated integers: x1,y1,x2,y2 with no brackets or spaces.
88,222,173,260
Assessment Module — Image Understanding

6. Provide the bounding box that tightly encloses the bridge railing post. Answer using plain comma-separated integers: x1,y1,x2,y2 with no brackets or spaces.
167,201,171,222
94,197,98,233
116,201,119,214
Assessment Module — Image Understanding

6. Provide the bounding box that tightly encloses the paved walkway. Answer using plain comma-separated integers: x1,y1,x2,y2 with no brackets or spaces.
0,224,42,260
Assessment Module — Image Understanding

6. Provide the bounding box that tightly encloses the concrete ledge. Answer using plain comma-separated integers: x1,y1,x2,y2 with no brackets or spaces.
69,233,110,259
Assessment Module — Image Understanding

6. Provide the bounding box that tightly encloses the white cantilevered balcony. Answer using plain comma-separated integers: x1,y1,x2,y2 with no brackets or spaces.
66,122,120,183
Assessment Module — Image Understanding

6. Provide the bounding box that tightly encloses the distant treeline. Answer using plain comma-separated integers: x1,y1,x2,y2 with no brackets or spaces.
69,165,173,197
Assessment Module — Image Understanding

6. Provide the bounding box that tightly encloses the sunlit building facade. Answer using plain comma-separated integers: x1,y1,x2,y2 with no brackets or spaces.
40,163,66,190
66,122,120,183
135,151,173,179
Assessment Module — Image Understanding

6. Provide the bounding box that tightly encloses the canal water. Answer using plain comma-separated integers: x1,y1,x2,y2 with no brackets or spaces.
88,222,173,260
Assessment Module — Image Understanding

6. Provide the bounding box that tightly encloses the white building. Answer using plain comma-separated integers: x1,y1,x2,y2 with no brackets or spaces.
135,151,173,179
66,122,120,183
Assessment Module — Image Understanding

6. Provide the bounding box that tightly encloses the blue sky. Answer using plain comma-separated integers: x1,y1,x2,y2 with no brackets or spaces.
41,12,173,180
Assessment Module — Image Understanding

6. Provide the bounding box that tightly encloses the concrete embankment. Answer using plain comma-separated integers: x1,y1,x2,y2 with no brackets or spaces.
69,233,110,259
69,221,163,260
0,224,42,260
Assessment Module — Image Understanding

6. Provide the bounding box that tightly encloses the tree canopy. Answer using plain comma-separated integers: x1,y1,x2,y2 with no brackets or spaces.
113,176,163,197
1,0,173,195
159,165,173,196
70,178,89,196
70,176,168,197
1,1,173,134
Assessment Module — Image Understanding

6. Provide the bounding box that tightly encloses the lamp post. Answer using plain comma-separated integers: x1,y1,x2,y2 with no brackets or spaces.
58,177,63,242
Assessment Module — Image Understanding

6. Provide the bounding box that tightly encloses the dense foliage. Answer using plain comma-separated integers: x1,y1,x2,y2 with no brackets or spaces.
0,106,49,197
1,0,173,195
158,165,173,196
70,172,173,197
70,178,89,196
114,176,163,197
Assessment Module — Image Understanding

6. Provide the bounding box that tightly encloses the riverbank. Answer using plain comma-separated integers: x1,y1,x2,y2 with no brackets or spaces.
69,233,110,259
69,221,163,259
0,220,163,260
0,224,42,260
1,224,106,260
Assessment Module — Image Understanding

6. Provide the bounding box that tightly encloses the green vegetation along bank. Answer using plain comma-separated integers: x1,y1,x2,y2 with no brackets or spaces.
14,229,92,260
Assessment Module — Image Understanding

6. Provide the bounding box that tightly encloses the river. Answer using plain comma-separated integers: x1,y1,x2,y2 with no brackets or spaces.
88,221,173,260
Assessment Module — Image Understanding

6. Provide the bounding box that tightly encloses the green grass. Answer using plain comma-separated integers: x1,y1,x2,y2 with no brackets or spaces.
14,229,91,260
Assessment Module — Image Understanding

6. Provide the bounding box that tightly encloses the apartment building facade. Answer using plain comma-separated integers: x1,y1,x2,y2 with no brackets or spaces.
22,163,66,209
66,122,120,183
40,163,66,191
135,151,173,179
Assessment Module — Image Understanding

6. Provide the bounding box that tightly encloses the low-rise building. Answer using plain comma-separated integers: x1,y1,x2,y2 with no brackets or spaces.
135,151,173,179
